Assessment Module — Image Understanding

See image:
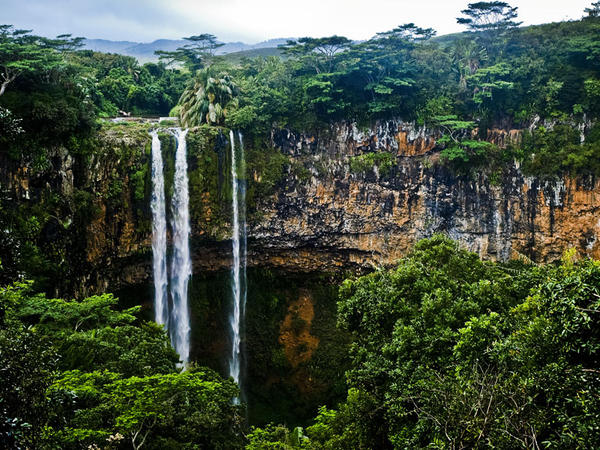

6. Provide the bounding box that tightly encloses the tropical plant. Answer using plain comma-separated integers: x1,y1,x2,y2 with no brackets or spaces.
456,1,522,33
178,67,238,126
451,38,488,89
156,34,223,71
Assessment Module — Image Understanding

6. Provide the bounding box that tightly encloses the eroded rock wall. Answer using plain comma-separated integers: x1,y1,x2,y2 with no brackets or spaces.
253,120,600,271
2,120,599,295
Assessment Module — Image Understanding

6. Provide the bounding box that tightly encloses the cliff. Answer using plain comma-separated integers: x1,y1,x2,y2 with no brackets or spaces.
256,121,599,271
2,119,599,295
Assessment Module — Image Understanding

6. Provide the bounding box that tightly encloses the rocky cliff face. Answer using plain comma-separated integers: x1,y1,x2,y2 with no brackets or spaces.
2,119,599,295
253,120,600,272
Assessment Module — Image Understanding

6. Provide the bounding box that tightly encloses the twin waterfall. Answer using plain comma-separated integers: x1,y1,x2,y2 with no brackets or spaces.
150,128,247,399
150,128,191,364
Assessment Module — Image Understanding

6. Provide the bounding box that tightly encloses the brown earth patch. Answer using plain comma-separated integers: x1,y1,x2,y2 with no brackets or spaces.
278,290,320,369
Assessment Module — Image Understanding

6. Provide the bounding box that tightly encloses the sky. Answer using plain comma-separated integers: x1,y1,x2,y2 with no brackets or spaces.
2,0,594,43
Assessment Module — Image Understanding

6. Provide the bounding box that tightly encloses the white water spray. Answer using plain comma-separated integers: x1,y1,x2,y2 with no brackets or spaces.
150,131,169,327
170,128,192,364
228,130,247,401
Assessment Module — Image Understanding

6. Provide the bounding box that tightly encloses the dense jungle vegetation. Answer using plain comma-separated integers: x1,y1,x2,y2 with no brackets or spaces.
3,236,600,448
1,3,600,173
2,1,600,448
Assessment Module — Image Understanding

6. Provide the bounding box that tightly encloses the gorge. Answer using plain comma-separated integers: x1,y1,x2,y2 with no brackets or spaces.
4,118,600,424
3,5,600,447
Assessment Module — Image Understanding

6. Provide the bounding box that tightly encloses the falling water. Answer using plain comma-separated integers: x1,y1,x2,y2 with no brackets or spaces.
238,131,248,370
228,130,247,402
170,128,192,364
150,131,169,327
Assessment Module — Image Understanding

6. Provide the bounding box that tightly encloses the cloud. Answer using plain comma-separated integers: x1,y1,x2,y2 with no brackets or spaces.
1,0,593,43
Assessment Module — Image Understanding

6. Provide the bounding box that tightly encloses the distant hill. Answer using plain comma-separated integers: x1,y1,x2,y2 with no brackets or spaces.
222,47,285,63
83,37,292,63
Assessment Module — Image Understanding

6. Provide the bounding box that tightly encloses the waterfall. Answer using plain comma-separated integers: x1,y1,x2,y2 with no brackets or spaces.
150,131,168,327
238,131,248,369
169,128,192,364
228,130,247,402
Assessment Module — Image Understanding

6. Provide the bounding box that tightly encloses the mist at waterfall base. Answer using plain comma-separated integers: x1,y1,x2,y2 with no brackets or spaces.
228,130,248,404
149,128,192,365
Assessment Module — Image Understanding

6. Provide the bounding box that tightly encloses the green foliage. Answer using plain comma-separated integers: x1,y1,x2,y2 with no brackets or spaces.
585,78,600,115
434,114,498,174
517,123,600,177
232,56,296,131
156,33,223,72
0,289,57,448
50,367,242,449
349,152,396,177
467,62,514,107
0,282,243,449
585,1,600,17
268,236,600,449
245,143,289,211
280,36,352,74
0,25,61,96
247,424,309,449
456,2,522,33
305,389,381,449
232,15,600,131
179,67,238,126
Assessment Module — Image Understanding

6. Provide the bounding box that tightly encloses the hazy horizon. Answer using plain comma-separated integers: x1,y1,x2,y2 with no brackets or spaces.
2,0,594,44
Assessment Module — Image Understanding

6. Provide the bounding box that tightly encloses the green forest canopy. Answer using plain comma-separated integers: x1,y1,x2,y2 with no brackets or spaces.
1,3,600,177
3,237,600,448
2,2,600,448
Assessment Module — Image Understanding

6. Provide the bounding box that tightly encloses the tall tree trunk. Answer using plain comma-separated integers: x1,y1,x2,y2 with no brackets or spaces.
0,81,9,96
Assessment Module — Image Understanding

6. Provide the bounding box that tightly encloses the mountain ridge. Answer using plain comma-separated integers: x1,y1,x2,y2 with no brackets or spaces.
83,37,292,62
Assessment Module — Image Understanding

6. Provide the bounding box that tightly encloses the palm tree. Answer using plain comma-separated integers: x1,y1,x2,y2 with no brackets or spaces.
451,39,487,90
178,67,238,126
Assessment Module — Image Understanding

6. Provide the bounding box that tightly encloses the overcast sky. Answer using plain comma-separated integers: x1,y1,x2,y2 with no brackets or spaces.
2,0,594,43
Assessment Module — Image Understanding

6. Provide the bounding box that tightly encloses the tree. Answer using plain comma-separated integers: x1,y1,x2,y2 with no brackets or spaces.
340,24,430,117
156,34,223,72
334,236,541,446
585,1,600,17
451,38,487,89
466,62,515,119
0,106,23,139
50,367,243,449
45,34,85,53
178,67,238,126
0,25,59,96
375,23,436,42
0,320,57,448
456,2,522,33
280,36,352,74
